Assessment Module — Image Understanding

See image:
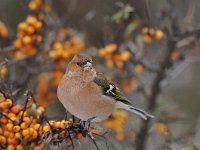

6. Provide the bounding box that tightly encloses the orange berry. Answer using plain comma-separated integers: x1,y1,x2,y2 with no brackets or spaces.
155,29,164,40
156,123,169,135
32,130,38,139
29,127,35,134
143,35,152,44
4,130,10,138
0,102,7,110
62,51,70,59
6,144,15,150
14,40,22,48
4,99,13,107
17,31,25,38
105,43,117,53
6,123,14,131
22,36,32,45
23,117,31,124
19,111,27,117
0,128,2,134
49,51,57,60
16,144,24,150
11,105,21,114
55,121,61,128
23,135,31,140
120,50,131,62
60,120,68,129
20,122,28,129
77,133,83,139
8,137,18,144
54,42,63,51
0,135,6,144
34,21,42,30
26,16,37,25
0,21,8,38
13,125,21,132
18,22,28,31
22,129,29,136
29,1,38,11
170,51,179,61
49,121,55,127
26,26,35,34
34,146,43,150
135,64,145,74
9,132,14,138
33,124,40,131
36,106,45,115
0,66,8,77
99,48,108,57
0,116,8,124
43,125,50,133
14,132,21,139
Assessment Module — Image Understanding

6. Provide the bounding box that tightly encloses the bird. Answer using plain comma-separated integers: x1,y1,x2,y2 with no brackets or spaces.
57,53,154,123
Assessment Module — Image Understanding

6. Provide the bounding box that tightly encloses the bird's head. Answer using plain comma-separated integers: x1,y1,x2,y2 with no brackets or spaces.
66,53,96,81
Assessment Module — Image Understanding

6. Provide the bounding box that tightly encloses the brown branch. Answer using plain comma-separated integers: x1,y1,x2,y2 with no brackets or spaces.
135,39,176,150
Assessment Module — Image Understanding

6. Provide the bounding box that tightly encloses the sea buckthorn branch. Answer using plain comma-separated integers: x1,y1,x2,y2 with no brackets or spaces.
0,89,105,150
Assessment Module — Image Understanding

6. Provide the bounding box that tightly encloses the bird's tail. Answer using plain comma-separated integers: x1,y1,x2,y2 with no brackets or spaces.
115,102,154,120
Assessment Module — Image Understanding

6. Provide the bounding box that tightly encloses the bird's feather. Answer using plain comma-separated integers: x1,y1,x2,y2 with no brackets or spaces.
93,73,154,120
93,73,132,105
115,102,154,120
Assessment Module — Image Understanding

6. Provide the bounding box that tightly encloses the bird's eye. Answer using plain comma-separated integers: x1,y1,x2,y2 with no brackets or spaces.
76,62,84,66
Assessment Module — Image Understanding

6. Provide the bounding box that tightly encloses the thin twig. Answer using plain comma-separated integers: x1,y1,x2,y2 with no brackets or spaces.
19,90,32,123
88,132,100,150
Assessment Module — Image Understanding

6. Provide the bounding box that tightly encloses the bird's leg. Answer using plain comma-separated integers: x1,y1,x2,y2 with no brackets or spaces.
72,115,75,123
64,112,68,121
88,132,100,150
80,120,86,127
85,117,96,131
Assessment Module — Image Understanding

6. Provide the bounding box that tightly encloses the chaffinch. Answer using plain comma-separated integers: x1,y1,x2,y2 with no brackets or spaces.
57,53,153,122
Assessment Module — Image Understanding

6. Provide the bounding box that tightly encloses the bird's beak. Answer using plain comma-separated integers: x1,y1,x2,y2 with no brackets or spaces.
84,62,92,70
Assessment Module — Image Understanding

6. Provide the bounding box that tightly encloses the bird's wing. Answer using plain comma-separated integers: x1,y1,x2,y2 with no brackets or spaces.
93,72,132,105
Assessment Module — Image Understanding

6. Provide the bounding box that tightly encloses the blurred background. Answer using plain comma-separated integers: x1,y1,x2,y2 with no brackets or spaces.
0,0,200,150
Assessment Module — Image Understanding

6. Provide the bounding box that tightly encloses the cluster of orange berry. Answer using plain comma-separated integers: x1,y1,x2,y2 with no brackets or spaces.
142,27,164,44
99,43,131,69
122,77,138,93
49,37,85,61
0,93,90,150
49,37,85,86
0,95,46,150
28,0,50,21
12,15,43,58
0,21,8,38
104,110,128,141
42,120,86,144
